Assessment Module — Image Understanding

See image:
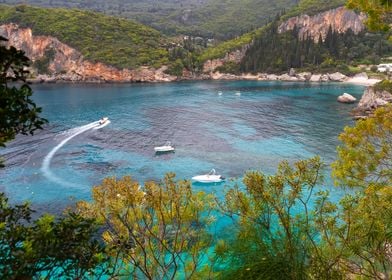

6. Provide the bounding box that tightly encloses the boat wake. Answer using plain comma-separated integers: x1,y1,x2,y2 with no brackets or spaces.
41,120,107,188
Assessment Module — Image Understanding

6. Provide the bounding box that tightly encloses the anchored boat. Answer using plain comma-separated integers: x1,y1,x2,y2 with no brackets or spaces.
154,141,175,153
192,169,224,183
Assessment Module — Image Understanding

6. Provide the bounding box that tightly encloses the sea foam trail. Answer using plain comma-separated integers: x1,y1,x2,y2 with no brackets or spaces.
41,121,101,188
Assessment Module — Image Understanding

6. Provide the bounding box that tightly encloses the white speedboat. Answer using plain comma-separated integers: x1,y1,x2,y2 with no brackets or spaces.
94,117,111,129
99,117,109,125
192,169,225,183
154,141,175,153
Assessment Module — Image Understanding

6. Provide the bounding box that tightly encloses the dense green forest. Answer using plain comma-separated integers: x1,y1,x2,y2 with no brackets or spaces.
238,21,392,74
199,0,347,62
0,4,169,69
1,0,298,39
282,0,345,19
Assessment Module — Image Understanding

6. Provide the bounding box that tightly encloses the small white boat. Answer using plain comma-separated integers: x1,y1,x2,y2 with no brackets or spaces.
99,117,109,125
192,169,225,183
94,117,111,129
154,141,175,153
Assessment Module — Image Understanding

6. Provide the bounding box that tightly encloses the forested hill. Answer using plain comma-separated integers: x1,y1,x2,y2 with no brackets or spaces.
200,0,346,62
1,0,299,40
0,5,169,69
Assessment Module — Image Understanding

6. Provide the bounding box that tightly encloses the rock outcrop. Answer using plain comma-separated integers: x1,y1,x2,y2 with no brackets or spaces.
204,6,366,74
0,23,177,83
338,93,357,103
278,7,366,41
203,45,249,73
353,86,392,118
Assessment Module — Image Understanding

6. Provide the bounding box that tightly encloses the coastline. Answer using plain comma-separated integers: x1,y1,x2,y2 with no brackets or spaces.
28,71,381,86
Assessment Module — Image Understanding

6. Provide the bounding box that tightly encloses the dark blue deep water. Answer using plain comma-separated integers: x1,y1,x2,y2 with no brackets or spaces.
0,81,364,213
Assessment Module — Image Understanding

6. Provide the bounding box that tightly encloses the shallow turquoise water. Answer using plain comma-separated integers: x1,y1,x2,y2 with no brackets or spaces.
0,81,364,212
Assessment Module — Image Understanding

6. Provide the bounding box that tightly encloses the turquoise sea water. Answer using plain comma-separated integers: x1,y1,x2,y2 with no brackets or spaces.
0,81,364,213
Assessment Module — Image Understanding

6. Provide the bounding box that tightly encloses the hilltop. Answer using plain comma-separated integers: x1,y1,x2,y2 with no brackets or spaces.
1,0,299,40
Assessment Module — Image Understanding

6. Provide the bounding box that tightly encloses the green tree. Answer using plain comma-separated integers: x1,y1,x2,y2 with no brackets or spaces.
77,174,216,279
332,105,392,188
216,157,343,279
328,105,392,278
0,36,47,148
347,0,392,31
0,193,111,279
320,185,392,279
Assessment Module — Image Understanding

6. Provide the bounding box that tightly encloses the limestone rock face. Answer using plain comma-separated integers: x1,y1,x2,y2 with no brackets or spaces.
0,23,177,83
297,72,312,81
279,74,298,81
337,93,357,103
310,74,322,82
278,7,366,41
353,86,392,118
203,6,366,75
202,46,248,73
328,72,348,82
320,74,330,82
354,72,369,80
358,87,392,109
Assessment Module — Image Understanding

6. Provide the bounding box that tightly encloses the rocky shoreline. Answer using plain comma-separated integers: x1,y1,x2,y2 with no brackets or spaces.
352,86,392,119
29,70,380,85
208,71,380,85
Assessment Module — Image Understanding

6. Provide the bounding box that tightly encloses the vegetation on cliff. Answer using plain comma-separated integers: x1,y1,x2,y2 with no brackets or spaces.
199,0,346,63
0,5,169,69
1,0,298,40
240,20,392,74
282,0,346,19
374,79,392,92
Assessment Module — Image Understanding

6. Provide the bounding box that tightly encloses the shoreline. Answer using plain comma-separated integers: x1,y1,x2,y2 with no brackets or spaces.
28,71,382,86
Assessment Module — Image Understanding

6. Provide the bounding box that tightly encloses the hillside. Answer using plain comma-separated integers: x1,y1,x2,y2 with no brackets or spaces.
199,0,348,62
1,0,298,40
0,4,169,69
282,0,345,19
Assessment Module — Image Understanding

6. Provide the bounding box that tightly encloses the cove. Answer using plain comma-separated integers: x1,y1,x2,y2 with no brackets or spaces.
0,80,364,213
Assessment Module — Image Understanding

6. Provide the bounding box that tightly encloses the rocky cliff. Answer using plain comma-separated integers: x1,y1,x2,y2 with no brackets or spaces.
353,86,392,119
202,45,249,73
278,6,366,40
203,6,366,73
0,23,176,83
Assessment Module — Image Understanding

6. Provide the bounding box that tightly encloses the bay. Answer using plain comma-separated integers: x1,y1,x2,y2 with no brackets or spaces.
0,80,364,213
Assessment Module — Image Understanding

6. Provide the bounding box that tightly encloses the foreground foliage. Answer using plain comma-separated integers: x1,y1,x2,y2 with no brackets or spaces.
217,157,329,279
77,174,216,279
347,0,392,31
333,104,392,188
0,35,46,168
0,193,110,279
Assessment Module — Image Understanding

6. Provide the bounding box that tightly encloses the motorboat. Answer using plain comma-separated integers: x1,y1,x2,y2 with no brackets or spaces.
192,169,225,183
94,117,111,129
99,117,109,125
154,141,175,153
